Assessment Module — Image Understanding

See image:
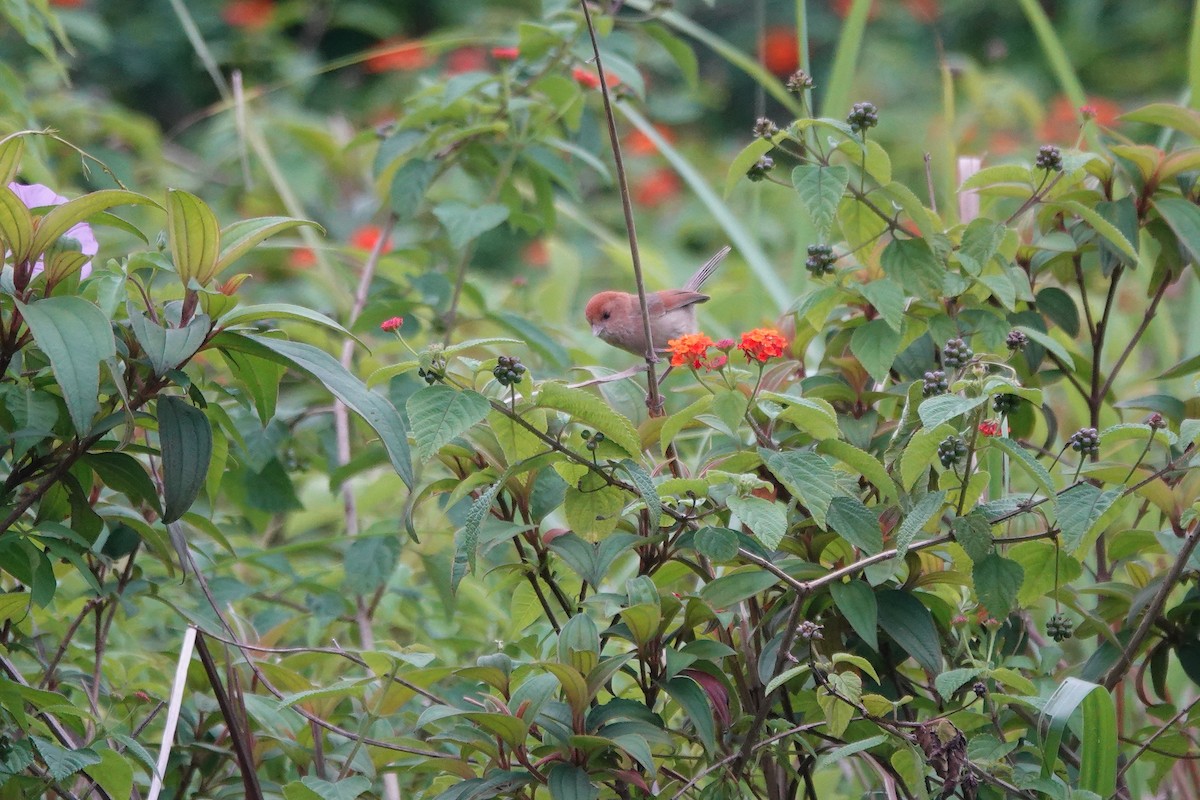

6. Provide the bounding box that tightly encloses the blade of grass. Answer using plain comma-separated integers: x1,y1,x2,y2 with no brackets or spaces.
1039,677,1117,796
146,625,196,800
617,103,789,310
818,0,873,119
1015,0,1086,110
1190,0,1200,110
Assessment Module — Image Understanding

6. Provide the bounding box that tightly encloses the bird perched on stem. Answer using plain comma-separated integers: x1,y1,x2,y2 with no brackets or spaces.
584,246,731,357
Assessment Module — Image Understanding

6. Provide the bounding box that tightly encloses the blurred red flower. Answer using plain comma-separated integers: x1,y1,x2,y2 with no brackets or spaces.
523,239,550,267
1040,95,1121,142
625,125,676,156
50,0,86,6
633,168,681,207
365,39,431,74
760,28,798,76
572,67,618,90
492,46,520,62
222,0,273,29
445,47,486,75
351,225,392,252
289,247,317,269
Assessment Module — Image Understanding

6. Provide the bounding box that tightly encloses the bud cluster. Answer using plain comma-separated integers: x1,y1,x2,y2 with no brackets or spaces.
941,337,973,370
922,370,949,397
938,435,968,468
493,355,527,387
847,101,879,134
805,244,836,276
1068,427,1100,456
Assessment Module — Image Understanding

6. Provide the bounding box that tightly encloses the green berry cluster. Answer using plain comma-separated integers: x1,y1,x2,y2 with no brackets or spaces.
847,102,879,134
1046,613,1074,642
1036,144,1063,172
417,367,442,385
922,370,948,397
993,393,1020,415
805,244,836,276
747,156,775,182
581,430,606,452
938,435,968,468
1068,427,1100,456
493,355,526,387
941,337,973,369
1005,329,1029,351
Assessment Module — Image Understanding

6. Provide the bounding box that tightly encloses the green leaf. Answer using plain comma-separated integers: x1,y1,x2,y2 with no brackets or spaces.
958,219,1006,275
694,527,739,562
663,675,716,754
1051,200,1137,261
826,496,883,555
727,494,787,549
972,554,1024,617
216,216,322,274
0,184,34,263
1155,195,1200,265
0,135,23,185
917,394,989,429
989,437,1055,502
830,580,879,651
895,491,946,557
128,310,209,376
760,449,836,528
1036,286,1080,337
882,237,944,298
900,423,956,488
1010,541,1082,606
618,460,661,531
538,382,641,457
723,138,773,197
18,296,116,435
83,748,133,800
813,734,889,773
858,278,906,332
850,319,901,383
818,440,900,503
960,164,1034,191
1039,678,1117,796
661,394,714,448
935,667,982,699
1120,102,1200,139
166,189,221,285
157,396,213,524
876,589,942,673
952,512,993,562
701,568,778,609
212,332,413,488
817,672,861,737
1056,484,1123,553
791,164,849,235
771,394,840,440
406,385,491,461
1016,325,1075,371
389,158,439,219
218,303,358,341
84,452,161,513
564,472,626,539
432,202,509,249
547,764,599,800
343,534,401,594
30,737,100,781
30,189,156,261
292,776,372,800
451,474,506,593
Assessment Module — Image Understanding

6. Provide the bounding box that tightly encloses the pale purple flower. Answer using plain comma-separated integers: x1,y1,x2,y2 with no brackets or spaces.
8,182,99,278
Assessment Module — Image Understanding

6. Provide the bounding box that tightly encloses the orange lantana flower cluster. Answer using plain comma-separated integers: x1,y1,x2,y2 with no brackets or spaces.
667,333,715,369
738,328,788,363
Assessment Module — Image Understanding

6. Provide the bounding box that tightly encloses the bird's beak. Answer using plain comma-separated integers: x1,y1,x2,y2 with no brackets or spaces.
591,324,603,337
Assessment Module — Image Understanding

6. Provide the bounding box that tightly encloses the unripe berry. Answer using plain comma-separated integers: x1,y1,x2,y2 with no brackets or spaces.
847,102,879,134
1036,144,1063,172
941,337,973,370
922,370,949,397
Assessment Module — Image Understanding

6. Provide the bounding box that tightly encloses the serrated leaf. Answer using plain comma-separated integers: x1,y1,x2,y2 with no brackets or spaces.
694,526,739,562
618,459,661,531
791,164,849,234
989,437,1056,501
934,667,981,699
701,569,778,609
972,554,1024,617
895,490,946,557
882,237,944,297
83,748,133,800
760,449,836,528
817,672,861,737
1056,483,1123,553
952,512,992,562
406,385,491,460
917,394,989,429
859,278,906,332
723,138,774,197
660,394,714,448
564,472,626,539
1051,200,1136,260
1010,541,1082,606
157,396,213,524
451,474,507,592
344,534,401,593
826,496,883,554
17,296,115,434
900,423,955,488
31,737,100,781
538,382,641,457
958,218,1006,275
850,319,901,383
433,202,509,249
818,439,899,503
727,494,787,549
770,393,839,440
390,158,439,219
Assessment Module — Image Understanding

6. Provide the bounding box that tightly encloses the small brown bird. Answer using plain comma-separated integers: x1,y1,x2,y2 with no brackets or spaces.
584,246,731,356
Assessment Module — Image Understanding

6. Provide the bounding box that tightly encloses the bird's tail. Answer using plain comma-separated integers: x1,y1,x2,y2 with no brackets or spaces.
683,245,732,292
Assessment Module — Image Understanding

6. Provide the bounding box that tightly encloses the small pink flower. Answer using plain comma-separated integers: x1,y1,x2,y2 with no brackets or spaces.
1080,104,1098,120
380,316,403,332
491,46,520,61
703,354,728,372
715,338,736,351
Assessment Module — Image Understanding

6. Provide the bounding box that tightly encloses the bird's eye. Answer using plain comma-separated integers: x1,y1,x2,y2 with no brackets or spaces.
602,311,610,320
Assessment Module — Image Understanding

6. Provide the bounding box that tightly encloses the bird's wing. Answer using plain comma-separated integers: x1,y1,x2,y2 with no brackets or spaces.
654,289,709,312
682,245,732,292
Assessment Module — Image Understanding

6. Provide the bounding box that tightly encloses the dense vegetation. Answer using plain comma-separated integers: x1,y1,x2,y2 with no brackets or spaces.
1,1,1199,798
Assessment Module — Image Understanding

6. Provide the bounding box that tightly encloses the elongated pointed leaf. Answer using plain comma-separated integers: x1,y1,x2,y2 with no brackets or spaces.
894,490,946,557
876,589,942,673
30,190,156,259
157,396,213,523
0,184,35,264
451,473,507,593
663,675,716,754
211,332,413,488
0,135,23,185
216,217,323,274
830,579,879,651
407,385,491,461
17,297,116,434
1039,677,1117,796
538,382,641,457
128,310,210,376
166,189,221,285
547,764,599,800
